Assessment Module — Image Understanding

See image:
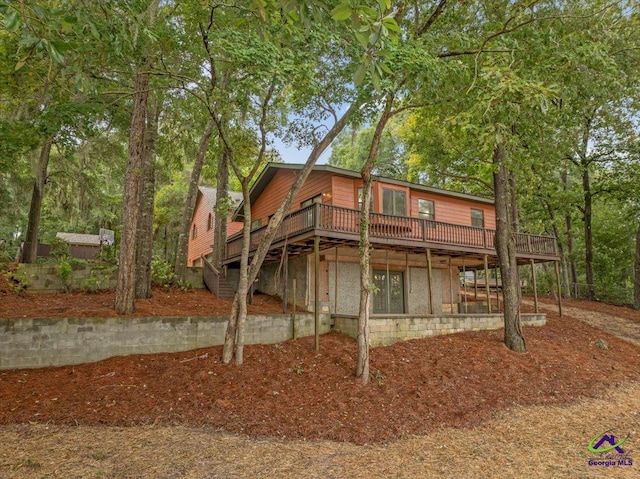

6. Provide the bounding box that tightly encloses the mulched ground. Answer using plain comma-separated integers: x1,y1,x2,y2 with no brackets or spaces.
1,287,639,445
0,287,285,319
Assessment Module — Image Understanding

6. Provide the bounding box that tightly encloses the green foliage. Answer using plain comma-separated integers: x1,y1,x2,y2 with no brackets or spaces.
82,272,102,294
49,237,71,259
151,257,177,289
97,245,118,265
57,259,72,289
5,263,29,293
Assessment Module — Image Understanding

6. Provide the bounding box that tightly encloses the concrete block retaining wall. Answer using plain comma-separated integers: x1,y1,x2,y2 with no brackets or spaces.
0,313,331,370
12,264,204,293
333,313,546,346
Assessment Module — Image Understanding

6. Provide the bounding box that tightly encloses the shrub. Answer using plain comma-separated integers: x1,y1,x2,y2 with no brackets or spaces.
57,260,72,291
151,257,176,288
50,238,71,259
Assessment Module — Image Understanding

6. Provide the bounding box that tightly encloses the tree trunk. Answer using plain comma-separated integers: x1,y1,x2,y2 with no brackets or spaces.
493,143,525,352
582,161,595,300
23,136,54,263
135,99,159,299
115,69,149,314
356,171,373,384
174,117,217,280
221,101,359,364
544,200,571,298
212,148,230,269
561,170,577,295
356,94,394,383
577,117,595,301
634,223,640,310
233,182,252,365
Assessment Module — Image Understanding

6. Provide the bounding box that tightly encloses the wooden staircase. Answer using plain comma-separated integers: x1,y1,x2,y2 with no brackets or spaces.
202,257,236,299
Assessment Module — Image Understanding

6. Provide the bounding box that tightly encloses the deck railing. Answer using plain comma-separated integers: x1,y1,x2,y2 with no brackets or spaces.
226,203,558,260
202,256,221,296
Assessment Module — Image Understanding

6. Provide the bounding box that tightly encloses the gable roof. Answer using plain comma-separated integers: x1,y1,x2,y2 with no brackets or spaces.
234,162,494,220
56,232,101,246
198,186,243,209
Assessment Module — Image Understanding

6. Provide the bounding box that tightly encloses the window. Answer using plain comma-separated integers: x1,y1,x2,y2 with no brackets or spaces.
207,213,213,231
471,208,485,228
301,194,322,208
251,219,262,230
191,224,198,239
382,188,406,216
418,199,435,220
357,187,374,211
373,270,405,314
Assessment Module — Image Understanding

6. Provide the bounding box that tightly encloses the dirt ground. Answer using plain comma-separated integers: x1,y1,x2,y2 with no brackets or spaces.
1,288,640,477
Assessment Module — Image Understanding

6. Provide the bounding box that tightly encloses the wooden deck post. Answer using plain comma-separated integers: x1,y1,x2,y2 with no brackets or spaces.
473,269,478,300
292,279,297,339
530,259,539,313
282,247,288,313
484,255,491,314
554,260,563,317
314,235,320,351
496,266,501,313
449,257,455,314
462,257,467,313
426,248,434,314
334,247,339,314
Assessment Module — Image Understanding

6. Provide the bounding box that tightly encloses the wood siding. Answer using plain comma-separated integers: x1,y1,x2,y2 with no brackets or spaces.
330,173,496,228
251,169,333,225
187,193,243,267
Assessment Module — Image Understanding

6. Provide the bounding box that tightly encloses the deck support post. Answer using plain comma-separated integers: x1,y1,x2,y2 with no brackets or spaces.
334,247,339,314
496,266,501,313
449,257,455,314
530,259,538,313
282,247,288,313
484,255,491,313
292,279,297,339
554,260,563,317
314,235,320,351
462,257,467,313
474,269,478,300
386,251,391,312
426,248,434,314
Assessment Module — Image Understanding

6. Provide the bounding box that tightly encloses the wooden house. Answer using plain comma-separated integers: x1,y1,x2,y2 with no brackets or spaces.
187,186,243,267
220,163,560,344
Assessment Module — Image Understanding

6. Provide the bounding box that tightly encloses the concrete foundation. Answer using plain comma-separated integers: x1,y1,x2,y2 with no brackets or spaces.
333,313,546,346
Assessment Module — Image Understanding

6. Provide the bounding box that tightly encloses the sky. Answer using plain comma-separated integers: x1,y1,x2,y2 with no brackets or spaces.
272,138,332,165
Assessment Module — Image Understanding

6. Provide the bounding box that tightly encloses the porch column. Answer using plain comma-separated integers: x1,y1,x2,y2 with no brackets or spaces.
426,248,434,314
483,254,491,314
314,235,320,351
554,260,563,317
530,259,539,313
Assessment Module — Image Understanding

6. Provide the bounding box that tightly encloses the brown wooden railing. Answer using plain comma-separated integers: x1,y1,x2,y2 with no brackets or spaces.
226,203,558,260
202,256,221,296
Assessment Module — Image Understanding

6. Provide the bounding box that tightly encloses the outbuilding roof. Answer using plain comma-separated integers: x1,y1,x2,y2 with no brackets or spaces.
56,232,102,246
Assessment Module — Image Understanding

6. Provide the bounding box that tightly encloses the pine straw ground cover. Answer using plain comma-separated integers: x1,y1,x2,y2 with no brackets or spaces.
1,383,638,479
1,292,640,478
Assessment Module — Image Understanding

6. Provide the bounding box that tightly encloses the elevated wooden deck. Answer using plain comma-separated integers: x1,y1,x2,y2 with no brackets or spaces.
224,203,559,266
